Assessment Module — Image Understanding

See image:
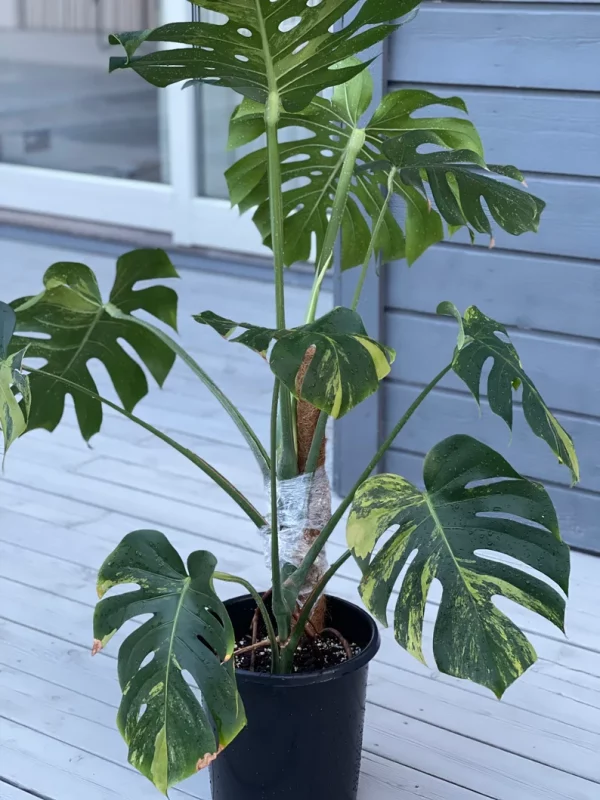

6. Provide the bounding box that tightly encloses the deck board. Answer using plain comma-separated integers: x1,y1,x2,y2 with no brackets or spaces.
1,238,599,799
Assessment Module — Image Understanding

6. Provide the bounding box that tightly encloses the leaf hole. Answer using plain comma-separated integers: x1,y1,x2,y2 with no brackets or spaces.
140,652,154,669
292,41,309,55
200,46,214,52
279,16,302,32
320,149,335,158
476,510,550,533
137,703,148,722
307,0,323,5
237,28,253,37
197,633,220,660
329,133,341,142
465,477,509,490
235,54,249,62
310,170,323,176
283,153,310,164
205,606,225,626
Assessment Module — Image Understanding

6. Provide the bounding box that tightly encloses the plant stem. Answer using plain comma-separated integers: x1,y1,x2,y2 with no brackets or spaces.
24,365,267,529
280,550,352,671
351,167,397,312
305,127,366,325
285,363,453,600
214,572,280,673
106,306,270,478
305,254,332,324
265,91,297,480
304,411,328,476
269,380,290,645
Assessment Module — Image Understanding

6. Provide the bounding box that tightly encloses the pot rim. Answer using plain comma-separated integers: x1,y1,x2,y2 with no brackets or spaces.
224,593,381,687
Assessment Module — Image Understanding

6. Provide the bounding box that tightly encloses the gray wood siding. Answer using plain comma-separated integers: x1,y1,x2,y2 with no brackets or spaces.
383,1,600,552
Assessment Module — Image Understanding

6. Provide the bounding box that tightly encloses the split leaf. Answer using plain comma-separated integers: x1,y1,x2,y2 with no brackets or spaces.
347,435,570,697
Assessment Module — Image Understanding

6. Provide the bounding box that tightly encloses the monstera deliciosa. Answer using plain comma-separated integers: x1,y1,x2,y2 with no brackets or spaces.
195,306,395,418
1,0,579,795
381,131,545,241
10,250,178,441
94,530,245,794
347,435,570,697
108,0,419,111
226,67,544,268
439,302,579,483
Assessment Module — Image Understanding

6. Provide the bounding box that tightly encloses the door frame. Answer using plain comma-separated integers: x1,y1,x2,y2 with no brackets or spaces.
0,0,267,256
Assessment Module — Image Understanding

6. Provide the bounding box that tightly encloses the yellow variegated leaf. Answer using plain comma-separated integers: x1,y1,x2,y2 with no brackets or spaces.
195,307,395,419
347,435,570,697
0,302,30,461
94,530,245,794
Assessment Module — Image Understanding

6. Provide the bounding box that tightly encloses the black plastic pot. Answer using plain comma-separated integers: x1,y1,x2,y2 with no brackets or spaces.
210,594,380,800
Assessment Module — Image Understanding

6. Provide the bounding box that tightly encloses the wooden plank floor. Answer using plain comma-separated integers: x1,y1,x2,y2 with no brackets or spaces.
1,237,600,800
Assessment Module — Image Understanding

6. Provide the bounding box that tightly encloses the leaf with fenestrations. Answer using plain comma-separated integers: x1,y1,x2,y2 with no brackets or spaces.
380,131,545,243
194,306,394,418
226,67,485,269
108,0,419,112
347,435,570,698
438,302,579,483
94,530,245,795
0,302,30,461
10,250,178,441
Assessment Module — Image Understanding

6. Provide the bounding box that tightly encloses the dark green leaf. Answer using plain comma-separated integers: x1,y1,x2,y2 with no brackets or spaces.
11,249,178,441
108,0,420,112
226,85,404,271
382,131,545,241
439,303,579,483
0,302,30,461
94,530,245,794
347,434,570,697
194,306,395,418
227,76,484,269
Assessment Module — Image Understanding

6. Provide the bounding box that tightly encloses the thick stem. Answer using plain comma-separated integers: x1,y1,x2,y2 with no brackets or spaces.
265,91,297,480
280,550,352,671
351,167,397,312
305,127,366,325
24,365,267,529
285,363,453,601
214,572,280,673
304,411,328,476
269,380,291,644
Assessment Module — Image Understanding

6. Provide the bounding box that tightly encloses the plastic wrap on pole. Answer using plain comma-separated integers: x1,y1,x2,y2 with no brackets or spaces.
261,466,331,603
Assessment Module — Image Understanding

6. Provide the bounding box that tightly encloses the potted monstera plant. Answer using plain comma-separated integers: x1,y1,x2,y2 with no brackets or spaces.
1,1,577,798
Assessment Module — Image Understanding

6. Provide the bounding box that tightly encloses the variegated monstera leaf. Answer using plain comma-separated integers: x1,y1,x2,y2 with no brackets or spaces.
347,435,570,697
439,302,579,483
10,250,178,441
380,131,545,243
107,0,419,111
0,302,30,460
194,306,395,418
226,63,544,269
94,530,245,794
227,67,483,269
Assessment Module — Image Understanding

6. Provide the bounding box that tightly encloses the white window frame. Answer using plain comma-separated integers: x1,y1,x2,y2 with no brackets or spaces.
0,0,268,256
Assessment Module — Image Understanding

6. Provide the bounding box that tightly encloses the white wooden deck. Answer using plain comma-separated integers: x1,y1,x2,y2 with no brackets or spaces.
1,237,599,800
